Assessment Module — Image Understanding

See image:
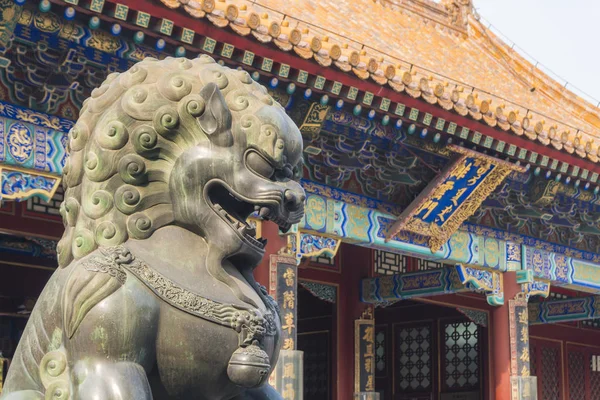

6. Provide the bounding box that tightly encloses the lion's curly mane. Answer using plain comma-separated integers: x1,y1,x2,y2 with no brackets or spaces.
58,56,284,268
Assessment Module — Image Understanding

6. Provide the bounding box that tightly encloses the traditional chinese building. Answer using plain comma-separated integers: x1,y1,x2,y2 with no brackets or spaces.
2,0,600,399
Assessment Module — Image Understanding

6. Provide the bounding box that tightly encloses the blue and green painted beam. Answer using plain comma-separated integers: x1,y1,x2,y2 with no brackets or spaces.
529,295,600,325
360,264,503,306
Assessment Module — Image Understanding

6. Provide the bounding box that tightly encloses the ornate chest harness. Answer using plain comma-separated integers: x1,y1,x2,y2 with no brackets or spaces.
82,246,278,388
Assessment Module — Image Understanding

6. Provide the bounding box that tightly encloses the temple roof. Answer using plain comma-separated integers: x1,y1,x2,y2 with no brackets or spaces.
160,0,600,162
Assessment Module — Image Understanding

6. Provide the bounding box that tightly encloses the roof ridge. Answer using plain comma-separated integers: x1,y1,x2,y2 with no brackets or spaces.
157,0,600,161
376,0,473,33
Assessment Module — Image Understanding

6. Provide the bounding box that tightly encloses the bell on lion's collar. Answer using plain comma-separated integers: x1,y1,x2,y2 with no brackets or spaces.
227,342,271,388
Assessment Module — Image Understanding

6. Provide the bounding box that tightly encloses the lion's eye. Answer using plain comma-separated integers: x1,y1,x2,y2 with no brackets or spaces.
246,152,275,179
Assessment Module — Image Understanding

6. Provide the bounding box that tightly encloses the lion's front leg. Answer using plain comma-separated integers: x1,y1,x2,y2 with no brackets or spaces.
232,385,283,400
72,360,152,400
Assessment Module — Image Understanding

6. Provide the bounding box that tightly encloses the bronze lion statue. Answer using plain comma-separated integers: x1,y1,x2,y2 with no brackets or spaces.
1,56,305,400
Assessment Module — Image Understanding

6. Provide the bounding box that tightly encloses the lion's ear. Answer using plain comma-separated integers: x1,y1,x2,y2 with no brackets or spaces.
198,82,233,147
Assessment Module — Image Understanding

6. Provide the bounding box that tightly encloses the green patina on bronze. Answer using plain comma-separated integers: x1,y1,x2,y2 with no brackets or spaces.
1,56,305,400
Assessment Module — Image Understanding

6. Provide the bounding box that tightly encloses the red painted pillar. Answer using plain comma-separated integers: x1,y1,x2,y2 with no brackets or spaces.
254,221,287,287
337,243,372,400
491,271,520,400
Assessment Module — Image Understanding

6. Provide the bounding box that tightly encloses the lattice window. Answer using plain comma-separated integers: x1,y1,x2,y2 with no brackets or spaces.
530,341,537,377
26,186,63,216
417,258,445,271
550,292,569,300
309,255,335,266
375,327,386,377
418,259,439,271
395,324,432,392
541,346,561,400
568,351,586,400
581,320,600,330
374,250,406,275
443,322,480,390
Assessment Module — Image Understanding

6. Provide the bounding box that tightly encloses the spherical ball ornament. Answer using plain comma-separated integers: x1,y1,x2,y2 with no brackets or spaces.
407,124,416,135
14,0,26,5
545,170,552,180
39,0,51,12
217,60,225,66
585,182,591,190
227,344,271,389
595,186,600,195
524,164,531,172
155,39,166,51
64,7,76,20
250,71,260,81
353,105,362,116
133,31,145,44
420,128,428,138
534,167,541,176
367,110,376,120
446,137,453,145
89,16,100,30
575,179,581,188
269,78,278,88
304,88,312,99
111,24,122,36
395,119,403,129
555,174,562,182
320,95,329,106
286,83,296,95
335,99,344,110
382,115,390,126
565,176,571,185
175,46,186,57
433,133,441,143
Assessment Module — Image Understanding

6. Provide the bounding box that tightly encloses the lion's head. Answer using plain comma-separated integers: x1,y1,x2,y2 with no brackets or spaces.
58,56,304,268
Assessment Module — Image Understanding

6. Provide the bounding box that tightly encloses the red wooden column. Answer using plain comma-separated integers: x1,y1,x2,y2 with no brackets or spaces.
337,243,372,400
254,221,287,287
491,271,520,400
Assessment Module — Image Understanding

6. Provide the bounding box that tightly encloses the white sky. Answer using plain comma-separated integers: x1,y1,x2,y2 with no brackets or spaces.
474,0,600,107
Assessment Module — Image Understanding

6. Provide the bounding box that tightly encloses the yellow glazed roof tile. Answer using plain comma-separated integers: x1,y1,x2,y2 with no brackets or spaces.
162,0,600,162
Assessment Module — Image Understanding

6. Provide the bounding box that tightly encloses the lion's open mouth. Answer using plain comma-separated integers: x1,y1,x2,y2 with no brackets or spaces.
205,181,292,249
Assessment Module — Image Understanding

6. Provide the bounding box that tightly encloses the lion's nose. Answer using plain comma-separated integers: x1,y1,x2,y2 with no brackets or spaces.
284,190,305,212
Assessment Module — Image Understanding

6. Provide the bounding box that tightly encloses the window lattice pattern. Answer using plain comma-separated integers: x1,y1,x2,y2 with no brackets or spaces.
443,322,479,390
395,325,432,392
568,351,586,400
581,320,600,330
26,186,63,216
375,328,386,376
417,258,442,271
541,346,561,400
374,250,407,275
309,255,335,266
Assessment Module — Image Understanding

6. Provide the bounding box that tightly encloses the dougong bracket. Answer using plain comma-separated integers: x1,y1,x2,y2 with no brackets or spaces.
456,264,504,306
0,166,62,203
280,224,341,264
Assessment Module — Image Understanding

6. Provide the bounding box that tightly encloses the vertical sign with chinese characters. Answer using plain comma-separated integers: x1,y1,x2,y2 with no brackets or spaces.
355,309,376,394
270,254,302,400
270,254,298,350
509,294,530,400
